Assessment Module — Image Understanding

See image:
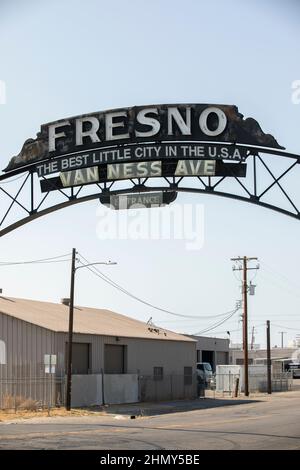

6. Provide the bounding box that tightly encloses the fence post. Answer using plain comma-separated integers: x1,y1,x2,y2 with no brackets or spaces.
101,368,105,406
234,376,239,397
137,369,141,402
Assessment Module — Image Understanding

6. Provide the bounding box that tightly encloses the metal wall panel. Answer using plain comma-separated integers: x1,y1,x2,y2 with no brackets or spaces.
0,312,196,377
0,311,59,378
216,351,229,366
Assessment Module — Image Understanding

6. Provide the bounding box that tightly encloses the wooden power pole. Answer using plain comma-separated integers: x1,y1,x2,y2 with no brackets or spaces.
278,331,287,349
66,248,76,411
231,256,259,397
242,256,249,396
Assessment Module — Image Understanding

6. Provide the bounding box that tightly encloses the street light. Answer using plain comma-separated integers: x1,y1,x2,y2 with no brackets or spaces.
76,261,117,270
65,248,117,411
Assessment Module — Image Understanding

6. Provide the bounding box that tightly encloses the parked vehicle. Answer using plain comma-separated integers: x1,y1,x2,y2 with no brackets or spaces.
196,362,213,386
288,362,300,378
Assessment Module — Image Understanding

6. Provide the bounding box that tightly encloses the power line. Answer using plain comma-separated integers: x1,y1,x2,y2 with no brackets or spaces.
0,253,71,266
0,259,71,266
77,252,238,320
203,321,266,338
272,323,300,332
193,308,239,335
259,270,300,300
83,262,237,320
201,328,241,336
250,314,300,317
233,268,242,283
262,261,300,291
155,318,232,324
250,323,268,329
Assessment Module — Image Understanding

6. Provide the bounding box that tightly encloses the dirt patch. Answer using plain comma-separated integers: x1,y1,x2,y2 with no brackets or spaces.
0,407,108,422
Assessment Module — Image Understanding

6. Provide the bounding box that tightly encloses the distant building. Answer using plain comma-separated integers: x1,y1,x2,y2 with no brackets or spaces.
288,336,300,348
188,335,230,371
231,343,261,351
230,346,297,366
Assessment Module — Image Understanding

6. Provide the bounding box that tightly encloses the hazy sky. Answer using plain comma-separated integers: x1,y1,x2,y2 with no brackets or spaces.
0,0,300,348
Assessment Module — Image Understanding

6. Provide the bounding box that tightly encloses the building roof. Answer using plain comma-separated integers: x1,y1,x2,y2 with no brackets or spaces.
230,347,297,359
0,296,195,343
189,334,229,346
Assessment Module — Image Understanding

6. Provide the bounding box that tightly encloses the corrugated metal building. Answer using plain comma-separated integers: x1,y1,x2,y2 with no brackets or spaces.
0,297,197,405
189,335,230,371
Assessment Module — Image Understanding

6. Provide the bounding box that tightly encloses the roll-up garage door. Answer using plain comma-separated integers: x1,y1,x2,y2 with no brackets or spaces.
104,344,126,374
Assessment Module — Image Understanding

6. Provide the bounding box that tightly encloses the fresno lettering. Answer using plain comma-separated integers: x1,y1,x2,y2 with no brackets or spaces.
48,105,227,152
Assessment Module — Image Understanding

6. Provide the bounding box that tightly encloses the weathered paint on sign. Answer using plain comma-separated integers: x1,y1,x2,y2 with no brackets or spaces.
41,161,247,192
175,160,216,176
107,161,161,180
4,103,283,173
35,143,247,177
59,166,99,187
110,192,164,209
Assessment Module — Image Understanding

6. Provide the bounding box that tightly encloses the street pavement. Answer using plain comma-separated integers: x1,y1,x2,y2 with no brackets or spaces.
0,390,300,450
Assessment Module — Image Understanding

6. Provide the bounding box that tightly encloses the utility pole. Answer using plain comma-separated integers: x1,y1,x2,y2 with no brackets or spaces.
231,256,259,397
66,248,76,411
65,253,116,411
278,331,287,349
266,320,272,394
242,256,249,397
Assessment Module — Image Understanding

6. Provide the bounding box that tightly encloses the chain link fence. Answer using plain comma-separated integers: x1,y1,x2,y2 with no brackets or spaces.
0,370,295,410
208,371,293,396
0,375,65,411
0,372,198,410
138,373,198,402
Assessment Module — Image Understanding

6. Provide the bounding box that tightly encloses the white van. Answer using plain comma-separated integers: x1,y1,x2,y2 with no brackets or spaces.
196,362,213,386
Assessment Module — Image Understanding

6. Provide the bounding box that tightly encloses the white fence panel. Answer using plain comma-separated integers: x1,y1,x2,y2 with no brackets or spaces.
104,374,138,404
71,374,103,407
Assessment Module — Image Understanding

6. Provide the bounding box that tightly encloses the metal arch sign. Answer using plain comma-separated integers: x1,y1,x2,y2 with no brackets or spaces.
1,103,300,235
4,103,283,178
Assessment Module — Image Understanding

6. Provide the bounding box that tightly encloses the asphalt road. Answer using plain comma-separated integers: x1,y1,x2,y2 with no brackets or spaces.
0,391,300,450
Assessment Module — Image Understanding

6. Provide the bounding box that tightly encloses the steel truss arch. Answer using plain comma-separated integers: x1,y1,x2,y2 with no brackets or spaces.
1,146,300,237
